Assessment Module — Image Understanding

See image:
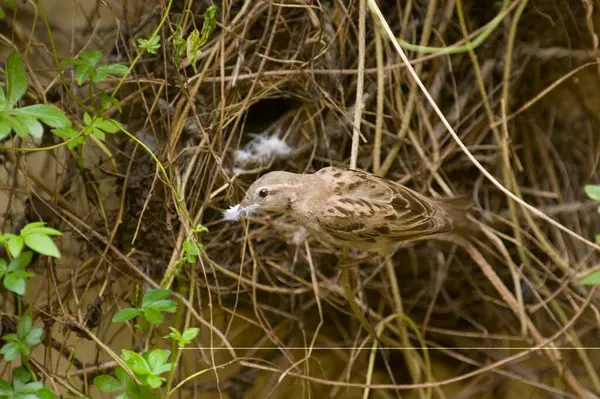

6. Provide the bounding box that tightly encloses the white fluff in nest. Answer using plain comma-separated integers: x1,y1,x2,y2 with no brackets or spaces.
222,203,259,221
234,135,291,166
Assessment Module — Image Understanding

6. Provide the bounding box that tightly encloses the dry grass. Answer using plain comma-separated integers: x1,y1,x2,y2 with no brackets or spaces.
2,0,600,398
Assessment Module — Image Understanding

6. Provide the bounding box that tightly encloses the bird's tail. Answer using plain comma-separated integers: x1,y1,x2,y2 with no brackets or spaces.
435,195,476,234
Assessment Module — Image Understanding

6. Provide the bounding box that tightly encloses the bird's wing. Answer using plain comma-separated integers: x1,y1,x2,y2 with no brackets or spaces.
314,167,453,242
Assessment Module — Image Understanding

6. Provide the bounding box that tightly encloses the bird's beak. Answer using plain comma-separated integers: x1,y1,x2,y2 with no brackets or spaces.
239,198,253,208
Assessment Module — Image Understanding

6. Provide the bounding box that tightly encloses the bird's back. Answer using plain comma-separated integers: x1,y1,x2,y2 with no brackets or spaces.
300,167,455,251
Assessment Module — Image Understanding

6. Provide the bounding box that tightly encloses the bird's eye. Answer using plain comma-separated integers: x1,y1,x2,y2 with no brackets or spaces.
258,188,269,198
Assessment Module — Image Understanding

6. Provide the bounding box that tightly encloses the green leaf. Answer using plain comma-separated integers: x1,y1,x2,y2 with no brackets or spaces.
121,350,150,375
137,36,161,54
200,5,217,46
580,271,600,285
0,342,19,361
91,127,105,141
152,363,173,374
0,86,6,106
8,251,33,271
8,116,28,138
142,308,163,324
141,288,171,307
79,51,102,65
15,104,71,128
0,114,11,140
75,65,95,85
98,92,122,113
96,118,122,133
6,236,24,257
112,308,142,323
181,327,199,342
36,388,58,399
97,64,129,76
18,116,43,138
24,327,42,345
0,7,5,20
4,275,26,295
6,52,28,108
17,315,33,337
148,299,177,313
0,380,12,394
93,374,124,393
20,226,61,236
12,367,31,384
23,234,61,258
145,375,163,389
83,112,92,125
146,349,169,371
193,224,209,233
19,222,45,232
585,185,600,201
52,127,85,149
2,333,18,342
114,368,130,385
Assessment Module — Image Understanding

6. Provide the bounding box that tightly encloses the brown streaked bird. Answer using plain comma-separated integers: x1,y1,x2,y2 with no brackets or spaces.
224,166,469,251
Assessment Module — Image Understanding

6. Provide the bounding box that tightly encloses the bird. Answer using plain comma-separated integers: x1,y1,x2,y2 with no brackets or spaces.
223,166,470,252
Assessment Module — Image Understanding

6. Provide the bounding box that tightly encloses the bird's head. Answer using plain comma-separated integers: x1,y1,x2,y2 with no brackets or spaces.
223,171,303,221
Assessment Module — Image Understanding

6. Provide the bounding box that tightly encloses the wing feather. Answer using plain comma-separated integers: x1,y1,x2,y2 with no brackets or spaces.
314,167,453,244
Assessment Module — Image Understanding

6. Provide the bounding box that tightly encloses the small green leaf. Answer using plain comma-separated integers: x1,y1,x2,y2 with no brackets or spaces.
0,114,11,140
8,116,28,138
97,64,130,76
153,363,173,374
12,367,31,384
15,104,71,128
52,127,85,149
18,116,43,138
147,349,169,371
143,308,164,324
121,350,151,375
6,52,28,108
23,234,61,258
181,327,200,342
98,92,122,113
24,327,42,345
580,270,600,285
20,226,62,236
112,308,142,323
36,388,58,399
8,251,33,271
17,315,33,337
585,185,600,201
115,368,131,385
96,118,122,133
137,36,161,54
145,374,163,389
6,236,24,257
79,51,102,65
83,112,92,125
0,7,5,20
141,288,171,307
20,222,46,232
4,275,25,295
0,380,11,394
0,342,19,361
148,299,177,313
93,374,124,393
200,5,217,45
